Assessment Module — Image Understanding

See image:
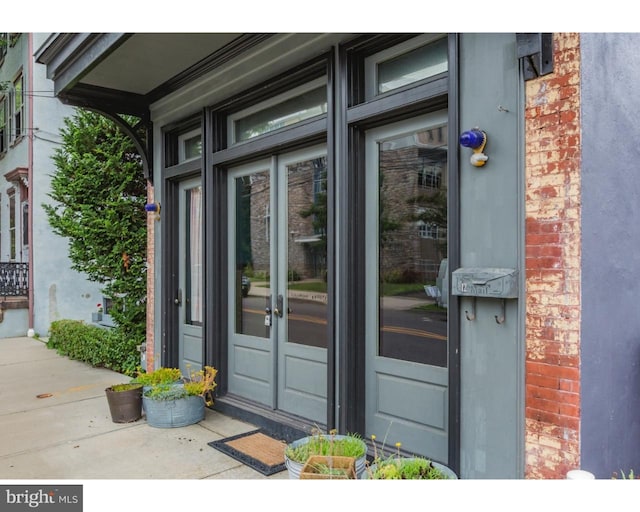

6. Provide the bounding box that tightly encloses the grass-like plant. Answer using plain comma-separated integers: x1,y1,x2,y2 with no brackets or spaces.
612,469,639,479
285,428,366,464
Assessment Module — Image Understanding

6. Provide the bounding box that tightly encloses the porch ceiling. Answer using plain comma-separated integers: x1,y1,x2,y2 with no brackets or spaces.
35,32,250,115
81,33,241,95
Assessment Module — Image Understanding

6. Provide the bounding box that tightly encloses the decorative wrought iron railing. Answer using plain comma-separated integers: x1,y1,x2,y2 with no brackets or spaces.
0,262,28,296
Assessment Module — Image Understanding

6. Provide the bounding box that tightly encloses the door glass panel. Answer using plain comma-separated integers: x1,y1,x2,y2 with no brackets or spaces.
378,124,448,366
186,186,203,325
234,170,271,338
286,155,328,348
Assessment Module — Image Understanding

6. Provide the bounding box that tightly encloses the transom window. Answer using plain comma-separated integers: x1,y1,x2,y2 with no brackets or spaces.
228,77,327,144
365,34,448,100
178,129,202,163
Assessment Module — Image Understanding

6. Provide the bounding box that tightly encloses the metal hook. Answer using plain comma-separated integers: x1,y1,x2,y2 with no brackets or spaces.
465,297,476,321
495,299,506,324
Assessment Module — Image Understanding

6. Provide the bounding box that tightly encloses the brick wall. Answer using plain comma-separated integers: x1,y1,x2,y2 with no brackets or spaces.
524,33,581,478
145,182,155,372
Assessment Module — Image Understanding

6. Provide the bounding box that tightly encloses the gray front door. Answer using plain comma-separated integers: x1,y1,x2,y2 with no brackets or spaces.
365,112,450,463
178,177,204,376
227,145,328,424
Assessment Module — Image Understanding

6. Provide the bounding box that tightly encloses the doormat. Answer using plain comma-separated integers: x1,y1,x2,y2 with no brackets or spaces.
208,429,288,476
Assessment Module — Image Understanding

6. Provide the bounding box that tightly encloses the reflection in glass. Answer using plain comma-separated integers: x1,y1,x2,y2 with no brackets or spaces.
287,156,328,348
377,37,448,95
235,170,271,338
183,135,202,160
186,186,203,325
234,86,327,142
378,124,448,366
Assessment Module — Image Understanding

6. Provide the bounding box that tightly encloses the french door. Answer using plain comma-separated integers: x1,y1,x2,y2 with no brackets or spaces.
178,177,204,376
364,112,450,462
227,145,328,424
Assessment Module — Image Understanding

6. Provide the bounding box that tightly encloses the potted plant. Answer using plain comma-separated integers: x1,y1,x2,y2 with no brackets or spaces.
284,428,367,479
363,436,457,479
92,303,103,323
139,366,217,428
104,382,143,423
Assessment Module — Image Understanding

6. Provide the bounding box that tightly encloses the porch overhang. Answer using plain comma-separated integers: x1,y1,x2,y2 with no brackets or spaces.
34,33,271,181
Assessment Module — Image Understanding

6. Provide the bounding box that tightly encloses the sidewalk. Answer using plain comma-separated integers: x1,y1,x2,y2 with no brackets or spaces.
0,336,288,479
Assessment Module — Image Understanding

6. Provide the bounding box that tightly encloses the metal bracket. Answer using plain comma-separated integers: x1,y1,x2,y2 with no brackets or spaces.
464,297,477,321
516,33,554,80
495,299,506,324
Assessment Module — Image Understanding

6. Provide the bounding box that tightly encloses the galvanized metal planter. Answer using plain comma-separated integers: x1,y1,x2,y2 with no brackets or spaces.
142,395,205,428
284,435,368,479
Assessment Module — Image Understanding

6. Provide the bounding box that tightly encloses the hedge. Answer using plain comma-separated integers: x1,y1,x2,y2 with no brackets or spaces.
47,319,140,376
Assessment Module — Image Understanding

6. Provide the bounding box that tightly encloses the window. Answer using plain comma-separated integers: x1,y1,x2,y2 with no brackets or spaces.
11,73,23,141
418,163,442,190
9,191,15,260
0,96,6,153
364,34,448,100
178,129,201,163
22,201,28,247
419,221,440,239
229,77,327,144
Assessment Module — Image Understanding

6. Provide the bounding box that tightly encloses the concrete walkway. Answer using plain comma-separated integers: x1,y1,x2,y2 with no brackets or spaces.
0,336,288,479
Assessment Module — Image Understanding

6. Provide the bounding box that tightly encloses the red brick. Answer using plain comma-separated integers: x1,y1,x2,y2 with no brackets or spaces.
524,33,581,479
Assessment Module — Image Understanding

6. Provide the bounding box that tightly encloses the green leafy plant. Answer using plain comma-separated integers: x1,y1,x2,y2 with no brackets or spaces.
47,319,140,376
285,428,366,464
133,367,182,387
43,108,147,347
365,435,450,479
111,383,142,392
138,366,218,406
144,382,188,401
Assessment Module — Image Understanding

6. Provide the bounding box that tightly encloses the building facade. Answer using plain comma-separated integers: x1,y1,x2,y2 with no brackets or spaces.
0,33,103,337
34,32,640,479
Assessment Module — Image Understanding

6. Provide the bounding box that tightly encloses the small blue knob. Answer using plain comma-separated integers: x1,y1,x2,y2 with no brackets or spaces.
145,203,158,212
459,130,485,149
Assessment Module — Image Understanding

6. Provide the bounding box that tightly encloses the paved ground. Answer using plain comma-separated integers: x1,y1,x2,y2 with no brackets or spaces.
0,336,289,480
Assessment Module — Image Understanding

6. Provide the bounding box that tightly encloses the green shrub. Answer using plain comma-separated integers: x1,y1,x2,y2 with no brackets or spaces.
43,109,147,342
48,320,140,376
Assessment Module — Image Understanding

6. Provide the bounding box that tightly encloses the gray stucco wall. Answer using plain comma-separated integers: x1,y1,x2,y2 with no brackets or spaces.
580,33,640,478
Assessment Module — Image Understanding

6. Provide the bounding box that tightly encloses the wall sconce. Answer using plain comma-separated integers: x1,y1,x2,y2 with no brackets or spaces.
459,128,488,167
145,202,161,221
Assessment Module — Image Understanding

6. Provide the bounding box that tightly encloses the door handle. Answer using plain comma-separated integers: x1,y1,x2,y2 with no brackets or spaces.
273,294,284,318
174,289,182,306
